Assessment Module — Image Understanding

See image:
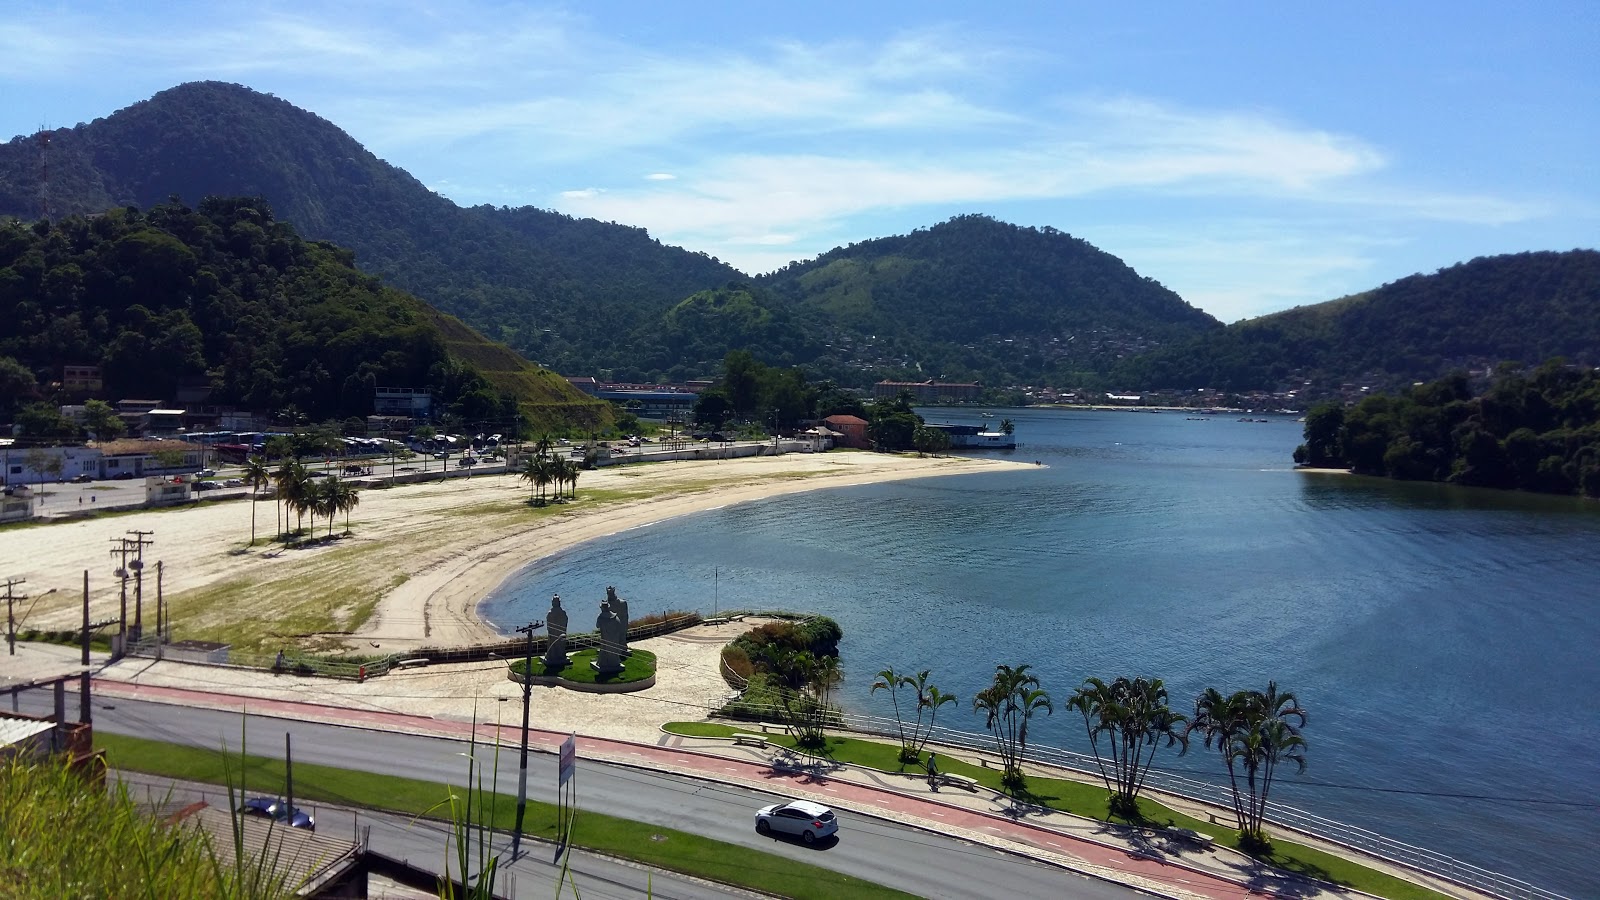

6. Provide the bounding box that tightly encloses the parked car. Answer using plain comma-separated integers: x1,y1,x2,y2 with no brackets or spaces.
754,799,838,844
197,468,217,477
224,478,244,487
239,796,315,831
70,473,94,483
111,471,135,480
192,481,218,491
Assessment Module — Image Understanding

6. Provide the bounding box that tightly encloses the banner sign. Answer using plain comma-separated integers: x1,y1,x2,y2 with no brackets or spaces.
558,734,576,786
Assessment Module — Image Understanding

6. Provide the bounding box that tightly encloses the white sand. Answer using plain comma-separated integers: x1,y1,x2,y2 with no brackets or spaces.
2,452,1032,651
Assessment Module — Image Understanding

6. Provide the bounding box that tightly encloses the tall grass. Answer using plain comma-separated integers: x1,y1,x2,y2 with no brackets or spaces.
0,754,294,900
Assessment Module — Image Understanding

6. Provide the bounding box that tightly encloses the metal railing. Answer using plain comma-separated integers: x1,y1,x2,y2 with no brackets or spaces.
710,698,1567,900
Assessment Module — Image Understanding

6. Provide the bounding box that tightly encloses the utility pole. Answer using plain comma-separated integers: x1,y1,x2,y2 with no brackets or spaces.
511,617,543,857
127,530,154,642
4,577,24,656
80,570,89,665
110,539,130,655
155,560,164,657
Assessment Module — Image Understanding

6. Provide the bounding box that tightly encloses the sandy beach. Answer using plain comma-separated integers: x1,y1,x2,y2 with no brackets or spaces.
1,451,1033,653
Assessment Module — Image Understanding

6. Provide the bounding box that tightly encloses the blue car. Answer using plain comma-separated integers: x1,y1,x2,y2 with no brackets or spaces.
240,796,315,831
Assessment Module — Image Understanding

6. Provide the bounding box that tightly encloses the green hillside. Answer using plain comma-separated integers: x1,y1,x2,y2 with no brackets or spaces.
0,81,741,377
758,215,1223,387
1116,250,1600,393
0,197,607,432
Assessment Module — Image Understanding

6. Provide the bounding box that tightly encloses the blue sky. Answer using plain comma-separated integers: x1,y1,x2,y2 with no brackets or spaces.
2,2,1595,323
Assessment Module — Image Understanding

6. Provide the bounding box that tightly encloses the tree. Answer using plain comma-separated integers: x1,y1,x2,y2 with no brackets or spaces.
1067,676,1187,818
1187,682,1308,852
82,399,125,441
758,645,840,748
871,667,916,762
1297,403,1346,467
273,459,310,538
241,455,271,546
1000,418,1015,436
972,664,1053,792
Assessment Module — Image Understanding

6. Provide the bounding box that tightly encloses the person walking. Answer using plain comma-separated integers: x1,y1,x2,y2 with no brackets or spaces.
926,751,939,790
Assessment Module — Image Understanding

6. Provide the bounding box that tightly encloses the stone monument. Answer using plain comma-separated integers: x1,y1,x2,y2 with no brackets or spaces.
542,594,569,668
592,597,624,675
607,585,631,657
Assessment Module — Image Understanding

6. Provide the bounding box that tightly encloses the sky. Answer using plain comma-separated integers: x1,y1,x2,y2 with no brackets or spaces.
1,1,1595,323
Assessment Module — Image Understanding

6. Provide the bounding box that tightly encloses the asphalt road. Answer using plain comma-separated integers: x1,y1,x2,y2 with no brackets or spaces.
81,695,1141,899
113,769,747,900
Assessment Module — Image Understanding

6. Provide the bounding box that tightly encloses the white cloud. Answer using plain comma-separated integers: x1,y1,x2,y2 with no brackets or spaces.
645,173,676,181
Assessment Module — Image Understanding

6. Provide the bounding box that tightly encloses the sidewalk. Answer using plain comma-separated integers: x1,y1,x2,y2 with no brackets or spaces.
87,677,1475,900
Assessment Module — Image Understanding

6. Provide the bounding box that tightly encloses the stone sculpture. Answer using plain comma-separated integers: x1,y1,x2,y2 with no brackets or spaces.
593,597,624,675
607,585,631,656
543,594,569,668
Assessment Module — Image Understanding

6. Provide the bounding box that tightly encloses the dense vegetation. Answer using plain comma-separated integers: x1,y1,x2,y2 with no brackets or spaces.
0,81,741,380
758,214,1222,386
1118,251,1600,394
1295,360,1600,497
0,197,606,433
0,84,1225,389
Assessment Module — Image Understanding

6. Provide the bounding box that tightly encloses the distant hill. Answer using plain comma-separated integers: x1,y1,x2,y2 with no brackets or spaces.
0,81,742,377
0,84,1224,389
758,214,1223,386
0,197,608,432
1115,250,1600,393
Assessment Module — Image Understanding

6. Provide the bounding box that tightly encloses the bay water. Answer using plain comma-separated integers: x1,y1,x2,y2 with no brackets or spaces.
482,407,1600,896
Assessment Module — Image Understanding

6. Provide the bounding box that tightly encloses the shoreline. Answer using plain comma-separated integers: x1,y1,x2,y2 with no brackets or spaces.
2,451,1034,652
381,451,1037,648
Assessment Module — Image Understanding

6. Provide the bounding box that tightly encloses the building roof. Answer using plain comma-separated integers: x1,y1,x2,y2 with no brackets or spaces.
96,439,202,456
823,415,869,426
0,715,55,748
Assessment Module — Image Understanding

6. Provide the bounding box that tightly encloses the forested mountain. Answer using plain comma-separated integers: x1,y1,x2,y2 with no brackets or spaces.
0,81,741,377
757,215,1223,387
1115,250,1600,394
4,83,1592,397
0,197,608,432
0,84,1224,389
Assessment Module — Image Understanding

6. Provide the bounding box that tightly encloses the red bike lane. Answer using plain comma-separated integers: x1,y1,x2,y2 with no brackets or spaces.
94,679,1278,900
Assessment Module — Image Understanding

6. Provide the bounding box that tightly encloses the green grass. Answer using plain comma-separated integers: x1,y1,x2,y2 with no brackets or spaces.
662,723,1450,900
3,754,296,899
510,648,656,684
98,733,916,900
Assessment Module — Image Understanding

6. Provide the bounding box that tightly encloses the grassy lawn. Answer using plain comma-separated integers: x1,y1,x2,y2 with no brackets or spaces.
98,733,917,900
662,723,1450,900
511,648,657,684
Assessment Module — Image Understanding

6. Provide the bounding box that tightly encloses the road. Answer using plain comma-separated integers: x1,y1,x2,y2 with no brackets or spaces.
113,770,745,900
82,695,1141,899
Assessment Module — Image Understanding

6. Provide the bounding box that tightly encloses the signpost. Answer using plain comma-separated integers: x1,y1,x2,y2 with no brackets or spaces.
556,733,576,860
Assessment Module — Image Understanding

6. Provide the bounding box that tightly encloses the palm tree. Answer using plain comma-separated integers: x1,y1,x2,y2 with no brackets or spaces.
241,455,271,546
913,681,959,761
871,667,914,761
562,456,581,499
1067,676,1188,818
519,455,555,504
1187,682,1307,851
972,664,1053,792
1000,418,1015,435
338,479,360,534
273,459,309,540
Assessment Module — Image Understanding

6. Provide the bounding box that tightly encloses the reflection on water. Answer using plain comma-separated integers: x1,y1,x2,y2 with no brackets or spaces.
483,408,1600,896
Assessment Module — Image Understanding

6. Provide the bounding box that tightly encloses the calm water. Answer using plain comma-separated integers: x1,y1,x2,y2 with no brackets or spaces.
483,407,1600,896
